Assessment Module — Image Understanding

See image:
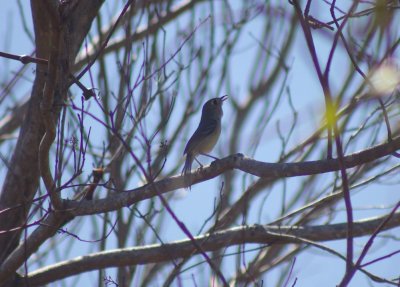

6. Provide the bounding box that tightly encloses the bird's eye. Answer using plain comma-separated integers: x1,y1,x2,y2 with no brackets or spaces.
212,99,218,105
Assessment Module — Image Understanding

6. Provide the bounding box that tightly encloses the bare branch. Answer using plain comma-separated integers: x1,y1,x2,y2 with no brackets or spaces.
22,212,400,286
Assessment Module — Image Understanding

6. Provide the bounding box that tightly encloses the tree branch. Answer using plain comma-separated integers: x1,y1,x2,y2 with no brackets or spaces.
73,0,204,70
65,136,400,216
21,211,400,286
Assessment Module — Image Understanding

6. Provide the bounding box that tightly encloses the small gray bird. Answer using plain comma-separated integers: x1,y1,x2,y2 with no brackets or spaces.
182,95,228,176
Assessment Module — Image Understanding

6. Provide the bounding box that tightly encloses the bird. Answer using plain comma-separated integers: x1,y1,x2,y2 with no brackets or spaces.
182,95,228,179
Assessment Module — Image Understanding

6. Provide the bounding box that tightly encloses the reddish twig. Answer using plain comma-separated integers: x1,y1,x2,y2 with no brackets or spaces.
339,201,400,286
291,1,355,276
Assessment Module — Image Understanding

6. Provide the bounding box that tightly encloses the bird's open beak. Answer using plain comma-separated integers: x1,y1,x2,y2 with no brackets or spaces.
220,95,228,102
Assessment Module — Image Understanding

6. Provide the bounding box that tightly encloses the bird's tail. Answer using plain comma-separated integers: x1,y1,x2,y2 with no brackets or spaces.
182,153,193,188
182,153,193,175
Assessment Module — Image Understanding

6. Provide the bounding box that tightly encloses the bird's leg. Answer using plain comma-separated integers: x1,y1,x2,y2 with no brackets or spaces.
194,157,203,169
200,153,219,160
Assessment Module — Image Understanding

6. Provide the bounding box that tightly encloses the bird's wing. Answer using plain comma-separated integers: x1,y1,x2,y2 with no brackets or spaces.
183,118,218,155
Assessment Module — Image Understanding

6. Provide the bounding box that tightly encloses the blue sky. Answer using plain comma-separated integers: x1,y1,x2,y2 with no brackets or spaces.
1,1,399,286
